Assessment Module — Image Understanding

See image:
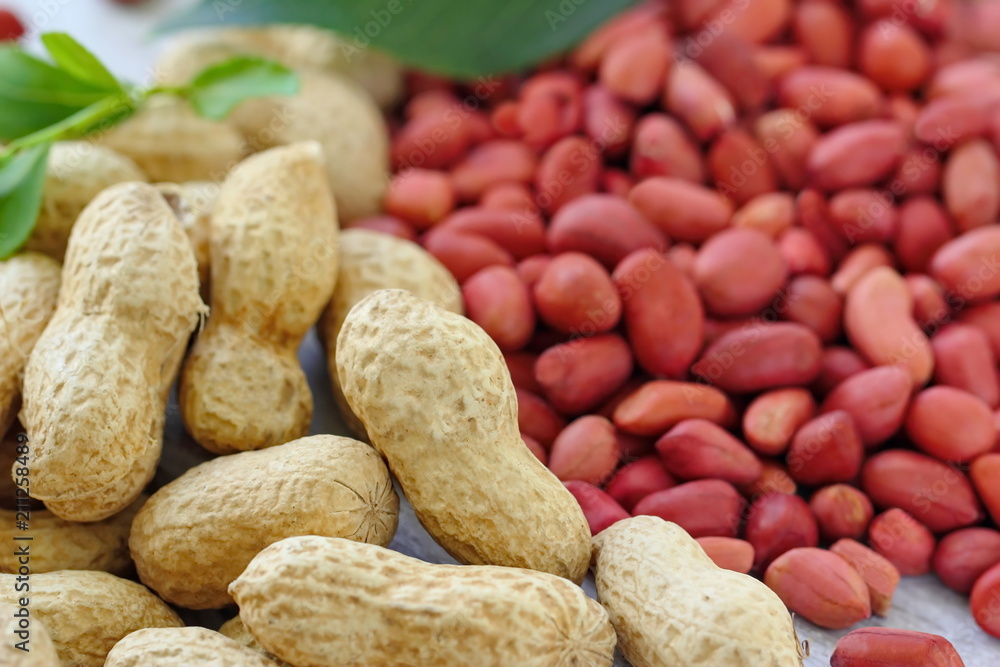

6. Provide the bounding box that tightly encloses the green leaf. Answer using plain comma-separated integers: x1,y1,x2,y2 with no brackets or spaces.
159,0,642,79
41,33,123,93
0,144,51,260
0,46,112,141
182,56,299,121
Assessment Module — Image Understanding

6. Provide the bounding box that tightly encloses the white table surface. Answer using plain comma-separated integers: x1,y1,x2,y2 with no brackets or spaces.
10,0,1000,663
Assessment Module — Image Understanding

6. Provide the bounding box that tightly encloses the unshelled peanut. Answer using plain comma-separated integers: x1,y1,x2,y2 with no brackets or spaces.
180,142,338,454
130,434,398,608
230,535,616,667
20,183,204,521
592,516,803,665
318,229,462,439
337,289,591,581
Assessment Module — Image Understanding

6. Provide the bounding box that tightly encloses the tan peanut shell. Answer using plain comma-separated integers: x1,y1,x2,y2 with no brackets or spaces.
337,289,591,582
105,627,276,667
319,229,463,438
155,25,403,109
229,71,388,222
0,497,141,575
230,536,617,667
28,141,148,260
0,602,59,666
0,253,61,436
591,516,804,666
156,181,218,292
130,434,398,608
179,142,338,454
219,617,291,666
20,182,205,521
99,96,247,182
0,571,182,667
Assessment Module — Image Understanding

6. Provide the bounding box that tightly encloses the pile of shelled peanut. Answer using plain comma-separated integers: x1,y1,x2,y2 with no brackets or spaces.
345,0,1000,645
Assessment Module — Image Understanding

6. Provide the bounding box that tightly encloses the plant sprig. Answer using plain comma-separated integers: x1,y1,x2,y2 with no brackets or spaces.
0,33,299,259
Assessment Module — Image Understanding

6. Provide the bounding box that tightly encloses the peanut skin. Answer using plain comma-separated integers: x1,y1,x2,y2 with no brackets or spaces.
337,289,591,582
180,142,338,454
318,229,462,439
20,182,205,521
230,536,616,667
219,617,291,666
0,253,61,436
130,434,398,609
592,516,804,666
0,571,182,667
105,628,276,667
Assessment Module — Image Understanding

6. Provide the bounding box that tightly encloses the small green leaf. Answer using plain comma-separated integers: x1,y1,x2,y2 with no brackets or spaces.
0,46,112,141
41,33,123,92
179,56,298,121
0,144,51,260
159,0,642,79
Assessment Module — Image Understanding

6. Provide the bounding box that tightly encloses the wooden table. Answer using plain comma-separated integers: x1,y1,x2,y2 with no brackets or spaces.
160,333,1000,665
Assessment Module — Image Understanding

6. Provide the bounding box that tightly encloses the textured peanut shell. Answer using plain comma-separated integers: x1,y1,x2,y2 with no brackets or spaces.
319,230,462,438
219,617,291,666
20,182,205,520
591,516,804,666
229,71,388,222
0,253,61,436
337,289,591,582
0,602,59,666
230,535,616,667
155,25,403,109
0,571,182,667
0,497,141,574
179,142,338,454
105,627,276,667
99,96,247,182
157,181,218,292
27,141,147,260
130,434,398,608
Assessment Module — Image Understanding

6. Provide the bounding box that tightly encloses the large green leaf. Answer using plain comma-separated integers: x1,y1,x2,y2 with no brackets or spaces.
159,0,641,78
0,47,112,140
41,33,123,92
0,144,51,260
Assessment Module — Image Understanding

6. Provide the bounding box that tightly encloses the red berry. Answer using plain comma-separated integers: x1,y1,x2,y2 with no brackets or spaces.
0,9,24,41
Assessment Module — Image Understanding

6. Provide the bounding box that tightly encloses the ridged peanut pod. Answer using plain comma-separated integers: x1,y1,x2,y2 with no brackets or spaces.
229,71,389,222
20,183,205,521
155,25,403,109
0,253,61,436
0,571,182,667
179,142,338,454
0,497,141,574
130,434,398,608
319,229,462,438
105,627,276,667
219,617,291,666
156,181,218,292
0,602,59,666
28,141,147,260
230,536,617,667
337,289,591,581
592,516,805,666
98,96,247,182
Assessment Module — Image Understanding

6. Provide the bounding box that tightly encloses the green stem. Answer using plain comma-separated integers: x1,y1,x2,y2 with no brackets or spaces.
0,91,140,159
